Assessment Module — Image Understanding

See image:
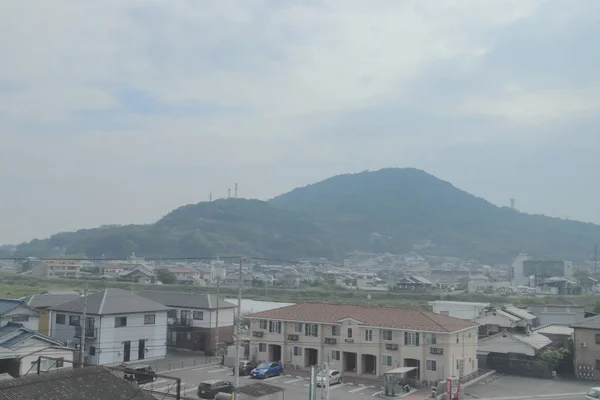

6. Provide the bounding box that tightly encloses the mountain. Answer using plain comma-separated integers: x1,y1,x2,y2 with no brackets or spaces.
270,168,600,262
12,168,600,263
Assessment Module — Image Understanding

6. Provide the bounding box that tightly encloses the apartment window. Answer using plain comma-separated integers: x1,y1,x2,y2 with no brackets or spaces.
365,329,373,342
404,332,419,346
269,321,282,334
294,323,303,333
144,314,155,325
89,346,96,356
193,311,204,320
55,314,66,325
382,355,392,366
305,324,318,337
332,325,340,336
331,350,340,361
426,360,437,371
595,334,600,345
259,343,267,352
382,330,393,341
11,315,29,323
347,328,353,338
259,320,267,329
294,346,302,356
115,317,127,328
69,316,80,326
427,333,437,345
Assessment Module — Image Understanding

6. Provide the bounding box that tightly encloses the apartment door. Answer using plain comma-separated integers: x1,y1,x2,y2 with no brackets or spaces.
123,341,131,362
138,339,145,360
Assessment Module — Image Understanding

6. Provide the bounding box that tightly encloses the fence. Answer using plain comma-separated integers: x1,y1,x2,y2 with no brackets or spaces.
478,355,551,378
432,368,492,398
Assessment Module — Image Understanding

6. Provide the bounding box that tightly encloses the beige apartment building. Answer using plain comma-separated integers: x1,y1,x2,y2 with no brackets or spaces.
246,303,478,382
571,315,600,379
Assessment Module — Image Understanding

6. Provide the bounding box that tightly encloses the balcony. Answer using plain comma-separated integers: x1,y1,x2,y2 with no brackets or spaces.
324,337,337,345
252,331,264,338
385,343,399,351
74,326,97,339
287,334,299,341
168,317,192,327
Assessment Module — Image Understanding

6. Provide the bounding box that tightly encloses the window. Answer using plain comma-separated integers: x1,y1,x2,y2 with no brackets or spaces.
193,311,204,320
305,324,318,337
115,316,127,328
382,355,392,366
347,328,353,338
259,343,267,352
293,346,302,356
331,350,340,361
167,309,177,318
69,315,80,326
269,321,282,334
294,323,303,333
55,314,66,325
259,320,267,329
89,346,96,356
426,360,437,371
382,330,393,340
596,334,600,345
332,325,340,336
365,329,373,342
456,334,460,344
404,332,419,346
427,333,437,345
144,314,155,325
11,315,29,323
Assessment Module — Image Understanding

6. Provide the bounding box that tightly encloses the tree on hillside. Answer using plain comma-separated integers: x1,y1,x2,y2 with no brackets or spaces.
157,270,176,284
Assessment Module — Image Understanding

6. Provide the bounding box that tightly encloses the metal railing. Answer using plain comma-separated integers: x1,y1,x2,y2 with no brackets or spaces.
74,326,97,338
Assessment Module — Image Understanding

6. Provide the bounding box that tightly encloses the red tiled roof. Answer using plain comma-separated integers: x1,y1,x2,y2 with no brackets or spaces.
246,303,477,333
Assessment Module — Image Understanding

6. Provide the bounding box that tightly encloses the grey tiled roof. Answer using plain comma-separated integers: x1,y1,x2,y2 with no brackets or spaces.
23,293,81,309
0,366,156,400
0,322,65,348
0,299,24,315
49,289,169,315
571,314,600,330
137,290,236,309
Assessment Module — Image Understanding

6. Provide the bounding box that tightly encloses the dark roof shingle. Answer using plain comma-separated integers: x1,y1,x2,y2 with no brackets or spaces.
137,290,236,309
247,303,477,333
571,315,600,330
49,289,169,315
24,293,81,309
0,366,155,400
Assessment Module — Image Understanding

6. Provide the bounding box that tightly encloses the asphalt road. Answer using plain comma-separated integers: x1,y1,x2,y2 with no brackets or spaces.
143,363,389,400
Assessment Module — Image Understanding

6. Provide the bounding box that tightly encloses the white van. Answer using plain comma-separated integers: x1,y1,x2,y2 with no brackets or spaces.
586,387,600,399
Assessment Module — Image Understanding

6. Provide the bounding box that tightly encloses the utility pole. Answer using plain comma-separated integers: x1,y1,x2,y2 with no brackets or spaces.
79,283,88,368
234,257,243,389
214,277,220,357
595,244,598,276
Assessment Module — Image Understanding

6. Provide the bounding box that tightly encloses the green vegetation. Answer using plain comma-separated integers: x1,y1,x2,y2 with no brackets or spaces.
12,168,600,263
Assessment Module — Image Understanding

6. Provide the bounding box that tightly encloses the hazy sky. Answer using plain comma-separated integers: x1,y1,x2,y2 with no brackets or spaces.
1,0,600,244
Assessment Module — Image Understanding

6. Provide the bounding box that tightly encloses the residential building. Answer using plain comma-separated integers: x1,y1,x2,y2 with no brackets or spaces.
0,299,39,331
137,290,236,353
22,291,81,335
163,267,201,284
0,366,156,400
32,260,81,278
571,315,600,379
120,265,156,284
101,264,126,276
49,289,169,365
528,304,585,326
392,276,433,292
478,330,551,358
0,322,73,377
533,324,573,348
477,305,538,336
246,303,478,382
466,275,490,293
428,301,490,321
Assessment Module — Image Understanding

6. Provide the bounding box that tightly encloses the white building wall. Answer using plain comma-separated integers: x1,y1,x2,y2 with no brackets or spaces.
1,306,40,331
172,308,234,329
429,302,490,321
19,347,74,376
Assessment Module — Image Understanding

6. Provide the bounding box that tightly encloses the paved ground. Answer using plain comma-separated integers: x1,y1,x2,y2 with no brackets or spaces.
120,348,219,374
463,374,592,400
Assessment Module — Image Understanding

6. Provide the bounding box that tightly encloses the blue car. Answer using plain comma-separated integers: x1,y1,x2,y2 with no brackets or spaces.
250,361,283,379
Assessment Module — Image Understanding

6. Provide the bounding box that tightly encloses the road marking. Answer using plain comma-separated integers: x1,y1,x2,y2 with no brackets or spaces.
266,376,283,381
348,385,373,393
476,393,588,400
330,383,350,391
304,383,310,387
208,367,230,373
191,363,221,371
284,378,304,384
372,390,384,396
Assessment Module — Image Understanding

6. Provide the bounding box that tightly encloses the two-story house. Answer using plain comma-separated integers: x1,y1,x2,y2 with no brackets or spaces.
22,291,81,335
0,299,40,331
137,291,236,354
49,289,169,365
32,260,81,278
246,303,478,382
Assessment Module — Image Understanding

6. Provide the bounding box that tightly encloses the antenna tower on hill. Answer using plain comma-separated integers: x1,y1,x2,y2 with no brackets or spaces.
235,183,238,198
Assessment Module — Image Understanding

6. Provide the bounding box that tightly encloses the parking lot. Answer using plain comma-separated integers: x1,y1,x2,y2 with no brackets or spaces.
463,374,592,400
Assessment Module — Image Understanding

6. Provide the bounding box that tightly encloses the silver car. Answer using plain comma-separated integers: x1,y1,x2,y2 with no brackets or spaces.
586,387,600,399
316,370,342,387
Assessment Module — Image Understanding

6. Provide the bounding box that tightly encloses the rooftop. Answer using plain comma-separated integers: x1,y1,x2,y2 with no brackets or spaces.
247,303,477,333
23,293,81,309
0,366,156,400
50,288,169,315
533,324,574,336
0,299,25,315
0,322,65,348
571,315,600,330
137,290,236,310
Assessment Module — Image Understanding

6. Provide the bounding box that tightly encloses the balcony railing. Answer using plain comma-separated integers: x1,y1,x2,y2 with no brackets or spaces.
324,338,337,345
287,334,299,341
168,317,192,326
74,326,97,339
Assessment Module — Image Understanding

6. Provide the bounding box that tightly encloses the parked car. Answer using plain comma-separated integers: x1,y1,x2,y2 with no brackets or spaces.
250,361,283,379
316,369,342,387
122,364,156,384
233,360,257,376
197,379,234,399
586,387,600,400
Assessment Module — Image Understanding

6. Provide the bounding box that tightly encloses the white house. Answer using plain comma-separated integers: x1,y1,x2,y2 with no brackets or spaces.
428,301,490,321
0,299,40,331
49,289,169,365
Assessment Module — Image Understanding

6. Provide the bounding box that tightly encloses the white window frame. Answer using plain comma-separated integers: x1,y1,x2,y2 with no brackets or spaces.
294,323,303,333
269,320,282,334
258,343,267,352
331,350,340,361
305,324,318,337
427,333,437,345
382,355,393,366
365,329,373,342
331,325,340,336
382,330,393,340
259,320,267,329
404,332,419,346
293,346,302,356
426,359,437,371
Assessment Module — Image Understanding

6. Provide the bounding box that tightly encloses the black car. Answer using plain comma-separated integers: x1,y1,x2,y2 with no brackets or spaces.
233,360,257,376
197,380,234,399
122,365,156,384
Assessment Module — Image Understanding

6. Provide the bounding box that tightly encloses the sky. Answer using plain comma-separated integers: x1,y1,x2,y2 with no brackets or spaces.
1,0,600,244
